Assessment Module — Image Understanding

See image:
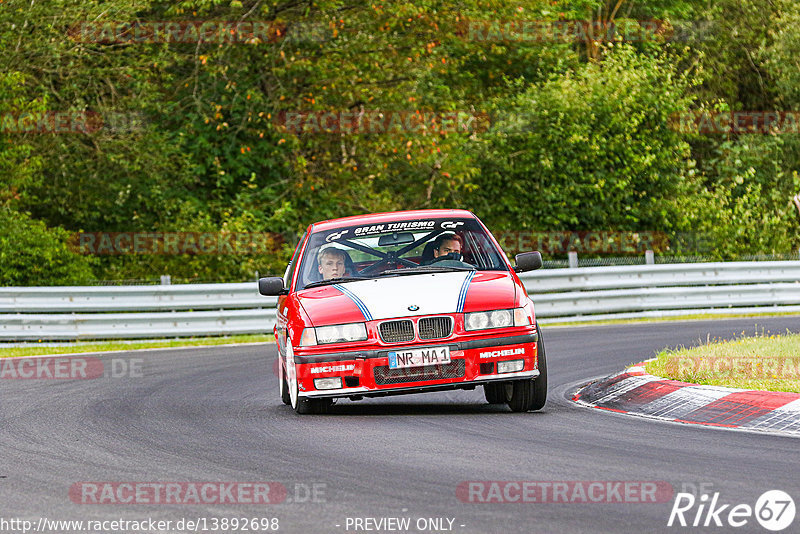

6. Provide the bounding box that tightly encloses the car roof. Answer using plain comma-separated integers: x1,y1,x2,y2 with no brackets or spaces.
310,209,477,232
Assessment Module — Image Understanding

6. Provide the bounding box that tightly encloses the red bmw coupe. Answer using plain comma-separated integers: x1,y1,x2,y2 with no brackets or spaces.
259,209,546,414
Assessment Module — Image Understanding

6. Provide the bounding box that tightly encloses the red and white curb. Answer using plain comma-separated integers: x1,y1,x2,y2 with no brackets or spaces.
573,364,800,436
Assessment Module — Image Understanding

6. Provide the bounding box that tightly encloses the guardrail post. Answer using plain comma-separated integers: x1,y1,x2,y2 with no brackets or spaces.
645,250,655,265
160,275,171,285
568,251,578,268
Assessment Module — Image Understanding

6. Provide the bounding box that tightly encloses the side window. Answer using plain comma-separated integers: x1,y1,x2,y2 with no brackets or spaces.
283,231,307,290
464,230,504,270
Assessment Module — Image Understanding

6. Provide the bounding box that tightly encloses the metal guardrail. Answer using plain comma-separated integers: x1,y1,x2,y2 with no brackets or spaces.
1,261,798,340
0,283,277,340
0,284,268,312
520,262,800,292
0,309,277,340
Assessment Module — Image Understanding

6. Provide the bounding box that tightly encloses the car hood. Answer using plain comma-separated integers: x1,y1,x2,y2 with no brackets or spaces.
297,271,517,325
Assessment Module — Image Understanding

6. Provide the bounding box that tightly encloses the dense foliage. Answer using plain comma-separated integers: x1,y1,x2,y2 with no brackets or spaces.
1,0,798,284
0,208,95,285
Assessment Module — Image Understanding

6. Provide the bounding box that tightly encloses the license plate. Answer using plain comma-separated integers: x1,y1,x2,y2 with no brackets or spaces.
388,346,451,369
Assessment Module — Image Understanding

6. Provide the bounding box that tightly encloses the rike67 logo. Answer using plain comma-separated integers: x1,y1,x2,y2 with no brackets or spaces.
668,489,795,531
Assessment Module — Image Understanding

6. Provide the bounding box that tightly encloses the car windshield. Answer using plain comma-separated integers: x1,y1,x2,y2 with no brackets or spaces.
296,217,507,289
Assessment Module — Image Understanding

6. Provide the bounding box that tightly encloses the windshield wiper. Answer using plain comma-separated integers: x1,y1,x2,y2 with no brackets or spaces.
379,265,475,276
303,276,366,289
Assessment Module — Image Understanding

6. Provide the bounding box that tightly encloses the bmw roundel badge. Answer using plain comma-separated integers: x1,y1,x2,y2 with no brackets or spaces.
408,305,419,311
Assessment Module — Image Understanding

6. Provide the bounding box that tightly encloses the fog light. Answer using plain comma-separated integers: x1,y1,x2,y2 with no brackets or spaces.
313,377,342,390
497,359,524,374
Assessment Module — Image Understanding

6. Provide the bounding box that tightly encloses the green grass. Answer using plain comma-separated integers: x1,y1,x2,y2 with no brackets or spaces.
0,334,273,358
645,332,800,393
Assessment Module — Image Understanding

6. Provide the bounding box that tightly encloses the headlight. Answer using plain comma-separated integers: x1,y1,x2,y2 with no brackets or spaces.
465,309,513,331
490,310,512,327
465,308,530,331
465,311,490,331
300,322,368,346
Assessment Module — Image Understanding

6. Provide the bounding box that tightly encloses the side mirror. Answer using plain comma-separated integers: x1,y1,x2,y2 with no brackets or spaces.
258,277,286,296
514,251,542,273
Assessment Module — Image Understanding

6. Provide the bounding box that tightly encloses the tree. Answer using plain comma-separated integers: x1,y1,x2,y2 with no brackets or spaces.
469,45,701,236
0,208,95,286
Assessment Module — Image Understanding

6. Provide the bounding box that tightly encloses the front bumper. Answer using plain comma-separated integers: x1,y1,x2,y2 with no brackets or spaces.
293,332,539,400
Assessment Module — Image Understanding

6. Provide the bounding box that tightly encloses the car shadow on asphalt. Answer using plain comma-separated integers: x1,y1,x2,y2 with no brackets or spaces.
272,401,550,416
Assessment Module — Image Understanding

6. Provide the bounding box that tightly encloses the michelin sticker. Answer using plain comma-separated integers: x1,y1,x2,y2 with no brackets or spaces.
479,348,525,359
310,364,356,374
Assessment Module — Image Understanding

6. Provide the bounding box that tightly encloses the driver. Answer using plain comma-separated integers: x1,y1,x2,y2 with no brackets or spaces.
317,247,350,280
432,232,463,260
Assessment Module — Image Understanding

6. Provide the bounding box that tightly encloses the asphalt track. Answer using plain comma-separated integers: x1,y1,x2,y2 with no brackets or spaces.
2,317,799,534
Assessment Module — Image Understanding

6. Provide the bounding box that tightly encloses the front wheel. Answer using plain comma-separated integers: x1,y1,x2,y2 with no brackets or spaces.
505,379,535,412
286,342,333,415
506,322,548,412
294,396,333,415
530,322,548,411
278,355,291,405
484,382,506,404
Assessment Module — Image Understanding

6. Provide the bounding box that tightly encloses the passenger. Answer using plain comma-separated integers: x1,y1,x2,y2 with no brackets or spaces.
317,247,350,280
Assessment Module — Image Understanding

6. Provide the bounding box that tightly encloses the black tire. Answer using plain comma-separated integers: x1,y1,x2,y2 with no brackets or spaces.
531,322,548,411
484,382,507,404
505,378,535,412
295,397,333,415
505,322,548,412
280,359,291,405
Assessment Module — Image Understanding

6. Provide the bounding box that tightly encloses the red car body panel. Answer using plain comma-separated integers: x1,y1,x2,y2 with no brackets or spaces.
296,286,365,326
461,271,519,313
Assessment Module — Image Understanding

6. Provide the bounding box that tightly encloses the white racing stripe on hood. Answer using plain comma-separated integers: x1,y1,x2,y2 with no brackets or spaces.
337,271,472,320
